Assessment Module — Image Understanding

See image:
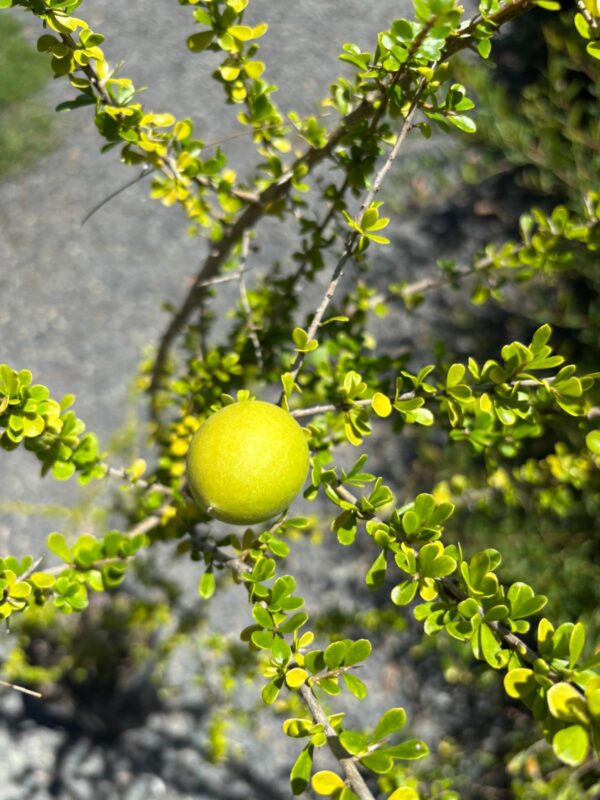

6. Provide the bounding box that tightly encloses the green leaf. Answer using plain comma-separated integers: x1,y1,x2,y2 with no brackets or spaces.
56,94,96,112
262,675,284,705
342,672,368,699
10,581,31,599
476,38,491,59
339,729,369,756
272,635,292,664
384,739,429,760
547,683,589,724
290,744,313,795
228,23,268,41
48,532,72,563
324,640,348,669
419,542,456,578
345,639,372,666
251,630,274,649
413,493,436,521
504,668,537,700
29,572,56,589
372,707,407,742
508,582,547,619
402,510,419,535
187,31,214,52
569,622,586,668
477,622,506,668
448,114,477,134
586,430,600,454
270,575,295,609
552,725,589,767
52,460,76,480
391,580,418,606
279,611,309,634
283,718,315,738
366,550,387,590
252,603,273,629
587,40,600,60
199,571,216,599
446,363,465,387
292,327,318,353
317,677,342,695
360,750,393,774
333,510,357,546
244,60,265,79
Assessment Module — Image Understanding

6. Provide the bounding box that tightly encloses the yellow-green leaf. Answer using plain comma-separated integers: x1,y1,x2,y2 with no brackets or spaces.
372,392,392,418
312,770,345,795
504,668,536,700
129,458,147,481
30,572,56,589
219,64,241,81
547,682,589,723
552,724,589,766
244,60,265,79
10,581,32,599
389,788,420,800
228,24,254,40
285,667,308,688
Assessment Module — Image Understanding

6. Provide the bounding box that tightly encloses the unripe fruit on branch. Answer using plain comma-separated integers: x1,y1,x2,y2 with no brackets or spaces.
186,400,310,525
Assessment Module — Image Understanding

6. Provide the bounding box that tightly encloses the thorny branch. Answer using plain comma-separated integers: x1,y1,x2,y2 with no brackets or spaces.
331,483,582,693
299,682,377,800
146,0,539,397
237,232,264,370
187,526,377,798
575,0,598,30
281,75,432,398
289,375,565,419
46,2,539,404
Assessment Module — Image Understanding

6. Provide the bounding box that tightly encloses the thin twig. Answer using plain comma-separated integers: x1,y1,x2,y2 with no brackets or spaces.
43,512,164,577
289,175,351,287
196,269,253,289
299,682,377,800
282,77,431,397
399,255,495,300
45,555,135,576
575,0,598,30
331,483,578,690
81,167,154,225
238,232,264,369
149,98,375,401
105,466,173,495
290,375,562,419
18,556,45,583
193,533,251,580
443,0,535,58
0,679,43,699
127,513,163,538
188,524,376,797
150,1,537,399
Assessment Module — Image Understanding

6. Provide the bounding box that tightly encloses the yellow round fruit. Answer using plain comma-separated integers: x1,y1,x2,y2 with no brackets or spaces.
186,399,309,525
